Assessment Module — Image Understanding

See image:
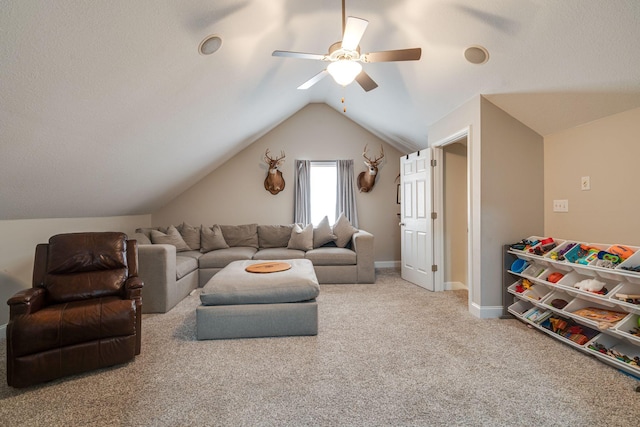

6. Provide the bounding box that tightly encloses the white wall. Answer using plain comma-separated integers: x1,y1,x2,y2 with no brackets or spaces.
544,107,640,244
152,103,404,264
0,214,150,325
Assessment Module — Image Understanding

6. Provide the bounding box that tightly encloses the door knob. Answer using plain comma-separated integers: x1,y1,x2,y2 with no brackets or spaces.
399,222,405,226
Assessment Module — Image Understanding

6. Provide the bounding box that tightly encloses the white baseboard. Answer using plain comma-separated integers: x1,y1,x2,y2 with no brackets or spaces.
444,281,467,291
375,261,400,269
469,302,503,319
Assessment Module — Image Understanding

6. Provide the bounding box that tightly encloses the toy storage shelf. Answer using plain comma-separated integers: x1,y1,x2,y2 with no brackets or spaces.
506,238,640,379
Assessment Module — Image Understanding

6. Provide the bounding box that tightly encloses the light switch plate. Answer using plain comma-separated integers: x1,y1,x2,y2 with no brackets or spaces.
581,176,590,190
553,199,569,212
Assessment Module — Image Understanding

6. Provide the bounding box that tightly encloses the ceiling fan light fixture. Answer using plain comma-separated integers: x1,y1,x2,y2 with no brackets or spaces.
327,60,362,86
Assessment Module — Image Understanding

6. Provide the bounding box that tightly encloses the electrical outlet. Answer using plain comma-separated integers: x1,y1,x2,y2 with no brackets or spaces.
581,176,590,191
553,199,569,212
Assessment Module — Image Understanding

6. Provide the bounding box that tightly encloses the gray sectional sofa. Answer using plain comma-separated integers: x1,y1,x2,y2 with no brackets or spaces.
132,221,374,313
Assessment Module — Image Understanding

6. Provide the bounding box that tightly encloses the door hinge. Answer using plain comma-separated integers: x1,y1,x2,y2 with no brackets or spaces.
432,265,438,272
431,159,437,167
431,212,437,220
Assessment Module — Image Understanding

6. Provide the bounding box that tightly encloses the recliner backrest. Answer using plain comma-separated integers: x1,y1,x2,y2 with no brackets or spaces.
42,232,129,303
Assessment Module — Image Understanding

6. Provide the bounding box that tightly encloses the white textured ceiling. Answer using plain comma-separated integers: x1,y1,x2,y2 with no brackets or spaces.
2,0,640,219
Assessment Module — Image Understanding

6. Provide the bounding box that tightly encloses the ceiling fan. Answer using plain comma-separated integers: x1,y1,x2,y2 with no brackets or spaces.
272,0,422,92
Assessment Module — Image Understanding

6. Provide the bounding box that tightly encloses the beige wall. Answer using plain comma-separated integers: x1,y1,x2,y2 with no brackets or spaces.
152,103,403,263
429,96,544,317
544,107,640,245
480,97,544,308
0,214,150,325
443,141,468,286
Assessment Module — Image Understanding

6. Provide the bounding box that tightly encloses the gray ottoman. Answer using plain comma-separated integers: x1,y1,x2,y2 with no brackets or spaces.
196,259,320,340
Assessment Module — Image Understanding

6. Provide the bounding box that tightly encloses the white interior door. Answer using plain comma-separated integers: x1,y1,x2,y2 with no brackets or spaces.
400,150,434,291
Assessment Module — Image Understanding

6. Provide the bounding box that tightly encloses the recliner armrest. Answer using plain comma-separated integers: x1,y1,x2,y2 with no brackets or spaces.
7,288,46,317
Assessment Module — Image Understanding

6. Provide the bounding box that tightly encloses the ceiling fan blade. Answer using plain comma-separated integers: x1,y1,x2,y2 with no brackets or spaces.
341,17,368,51
297,70,329,90
272,50,327,61
364,48,422,62
355,70,378,92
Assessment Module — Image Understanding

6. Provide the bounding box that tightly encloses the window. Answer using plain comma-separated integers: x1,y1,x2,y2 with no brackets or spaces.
309,161,337,225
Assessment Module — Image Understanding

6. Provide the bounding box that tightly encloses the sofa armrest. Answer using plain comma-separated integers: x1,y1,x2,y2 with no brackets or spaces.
352,230,375,283
137,244,177,313
7,288,46,317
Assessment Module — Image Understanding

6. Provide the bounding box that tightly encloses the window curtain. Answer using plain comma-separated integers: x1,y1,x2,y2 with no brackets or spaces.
293,160,311,225
336,159,359,228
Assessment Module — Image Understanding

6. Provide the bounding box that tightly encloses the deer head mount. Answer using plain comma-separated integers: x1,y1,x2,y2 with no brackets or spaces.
357,144,384,192
264,149,286,195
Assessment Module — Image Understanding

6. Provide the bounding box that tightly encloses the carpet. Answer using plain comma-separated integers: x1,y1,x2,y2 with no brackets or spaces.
1,268,638,426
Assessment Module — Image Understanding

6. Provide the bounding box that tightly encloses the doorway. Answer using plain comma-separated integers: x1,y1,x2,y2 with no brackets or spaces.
432,127,473,310
441,139,468,290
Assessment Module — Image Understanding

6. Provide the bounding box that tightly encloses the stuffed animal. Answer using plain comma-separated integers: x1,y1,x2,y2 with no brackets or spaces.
573,278,606,293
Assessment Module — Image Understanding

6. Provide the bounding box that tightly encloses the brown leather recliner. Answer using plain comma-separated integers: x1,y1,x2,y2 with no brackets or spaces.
6,232,143,388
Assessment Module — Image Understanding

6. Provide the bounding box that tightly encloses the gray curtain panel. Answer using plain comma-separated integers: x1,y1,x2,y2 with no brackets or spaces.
293,160,311,225
336,159,359,228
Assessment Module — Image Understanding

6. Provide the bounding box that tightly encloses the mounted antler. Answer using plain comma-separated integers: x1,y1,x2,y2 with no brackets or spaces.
357,144,384,192
264,149,286,195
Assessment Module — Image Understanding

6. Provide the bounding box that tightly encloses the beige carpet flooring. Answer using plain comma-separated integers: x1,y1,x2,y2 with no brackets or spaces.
1,268,639,426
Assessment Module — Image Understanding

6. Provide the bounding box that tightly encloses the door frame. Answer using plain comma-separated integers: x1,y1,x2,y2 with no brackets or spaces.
431,127,473,308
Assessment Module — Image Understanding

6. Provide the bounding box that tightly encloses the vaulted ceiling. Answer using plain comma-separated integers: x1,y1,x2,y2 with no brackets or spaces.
2,1,640,220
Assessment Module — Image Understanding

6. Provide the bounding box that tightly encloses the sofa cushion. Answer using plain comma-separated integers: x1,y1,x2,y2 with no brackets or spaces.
135,227,159,240
305,247,357,265
176,256,198,280
177,222,201,251
253,248,306,260
150,226,191,252
288,223,313,251
178,250,203,260
200,225,229,252
130,232,151,245
220,224,259,248
313,216,337,248
258,224,293,248
198,247,258,269
200,259,319,306
332,213,358,248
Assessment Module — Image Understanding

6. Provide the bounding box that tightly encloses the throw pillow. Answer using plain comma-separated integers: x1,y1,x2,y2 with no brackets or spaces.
150,225,191,252
332,213,358,248
313,216,337,248
200,224,229,252
220,224,259,248
177,222,200,251
258,224,294,248
287,223,313,251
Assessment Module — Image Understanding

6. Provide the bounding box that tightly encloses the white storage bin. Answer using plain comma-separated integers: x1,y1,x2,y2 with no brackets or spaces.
508,300,534,317
523,284,550,302
608,282,640,314
541,290,572,311
557,271,620,303
587,334,640,376
564,298,629,328
616,249,640,283
521,263,547,280
612,314,640,345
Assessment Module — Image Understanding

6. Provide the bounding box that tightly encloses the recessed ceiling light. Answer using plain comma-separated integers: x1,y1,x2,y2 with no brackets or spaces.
464,45,489,65
199,34,223,55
